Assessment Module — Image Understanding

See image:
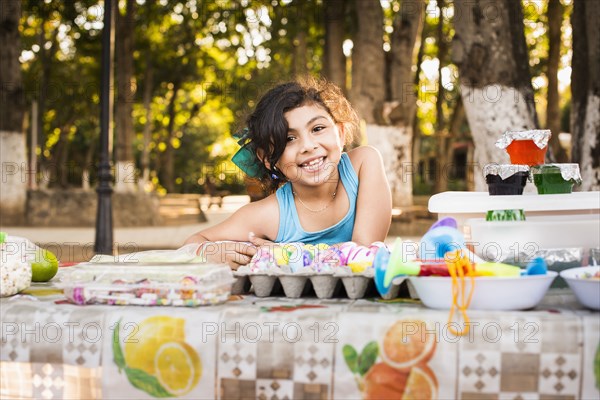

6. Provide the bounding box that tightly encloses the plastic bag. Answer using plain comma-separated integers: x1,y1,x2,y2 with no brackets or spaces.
0,233,39,297
89,243,204,264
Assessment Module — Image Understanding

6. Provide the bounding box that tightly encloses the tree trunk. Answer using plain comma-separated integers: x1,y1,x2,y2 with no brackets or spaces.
291,0,309,77
546,0,568,163
36,27,47,169
449,98,466,139
49,119,74,188
162,82,180,193
349,0,387,193
389,0,423,125
386,0,423,206
571,0,600,191
434,0,450,193
366,124,414,207
139,56,154,190
114,0,137,192
81,139,95,190
350,0,386,125
411,24,426,175
0,0,27,225
36,15,59,184
293,29,308,77
56,124,72,188
350,0,423,207
323,0,346,90
452,0,539,191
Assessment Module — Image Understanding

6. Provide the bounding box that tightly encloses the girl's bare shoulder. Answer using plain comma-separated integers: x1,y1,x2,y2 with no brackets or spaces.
346,146,383,172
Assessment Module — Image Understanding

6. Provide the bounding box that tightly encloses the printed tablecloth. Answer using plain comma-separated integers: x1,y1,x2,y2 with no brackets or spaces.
1,284,598,399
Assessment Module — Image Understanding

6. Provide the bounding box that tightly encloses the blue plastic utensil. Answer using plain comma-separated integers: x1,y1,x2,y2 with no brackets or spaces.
523,257,548,275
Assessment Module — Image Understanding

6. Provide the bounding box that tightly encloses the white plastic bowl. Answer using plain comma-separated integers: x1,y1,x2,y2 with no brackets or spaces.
559,266,600,310
409,272,557,310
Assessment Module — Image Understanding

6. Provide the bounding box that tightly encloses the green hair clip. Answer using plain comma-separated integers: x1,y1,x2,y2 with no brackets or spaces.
231,128,268,178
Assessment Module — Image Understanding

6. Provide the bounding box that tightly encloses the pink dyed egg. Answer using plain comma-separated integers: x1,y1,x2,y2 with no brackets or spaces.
337,241,358,265
346,245,373,264
369,241,388,253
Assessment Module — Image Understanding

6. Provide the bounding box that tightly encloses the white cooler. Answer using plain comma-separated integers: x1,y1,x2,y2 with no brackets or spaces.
428,191,600,261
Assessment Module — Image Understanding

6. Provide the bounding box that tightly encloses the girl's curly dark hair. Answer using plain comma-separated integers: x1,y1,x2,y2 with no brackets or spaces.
245,77,359,192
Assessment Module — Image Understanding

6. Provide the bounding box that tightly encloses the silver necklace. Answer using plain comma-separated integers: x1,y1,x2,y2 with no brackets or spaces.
292,178,340,213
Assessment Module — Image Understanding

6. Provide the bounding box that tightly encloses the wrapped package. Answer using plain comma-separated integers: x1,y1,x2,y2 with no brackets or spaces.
61,263,234,306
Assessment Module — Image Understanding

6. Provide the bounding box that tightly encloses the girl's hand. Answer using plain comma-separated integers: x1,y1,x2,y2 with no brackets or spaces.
248,232,280,255
248,232,274,247
201,241,257,270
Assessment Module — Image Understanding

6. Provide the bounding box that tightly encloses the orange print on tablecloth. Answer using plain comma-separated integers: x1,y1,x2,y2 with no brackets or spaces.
363,362,408,399
380,319,437,371
343,318,439,400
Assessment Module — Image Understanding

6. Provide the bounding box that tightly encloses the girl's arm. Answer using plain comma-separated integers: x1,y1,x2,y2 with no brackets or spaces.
349,146,392,244
184,195,280,267
185,194,279,243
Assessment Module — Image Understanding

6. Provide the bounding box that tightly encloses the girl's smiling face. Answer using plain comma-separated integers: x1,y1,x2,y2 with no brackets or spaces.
275,103,345,187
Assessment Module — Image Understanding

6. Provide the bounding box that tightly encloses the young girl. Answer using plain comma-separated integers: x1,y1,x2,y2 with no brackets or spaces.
185,78,392,268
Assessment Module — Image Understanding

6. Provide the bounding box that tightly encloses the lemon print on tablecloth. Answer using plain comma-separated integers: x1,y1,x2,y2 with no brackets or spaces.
124,316,186,374
114,316,201,397
155,341,202,396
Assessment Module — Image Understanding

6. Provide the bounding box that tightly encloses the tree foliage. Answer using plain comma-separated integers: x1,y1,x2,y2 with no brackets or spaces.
15,0,578,195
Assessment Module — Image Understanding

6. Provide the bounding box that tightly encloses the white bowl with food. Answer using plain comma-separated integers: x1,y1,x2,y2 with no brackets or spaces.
409,272,557,311
559,266,600,310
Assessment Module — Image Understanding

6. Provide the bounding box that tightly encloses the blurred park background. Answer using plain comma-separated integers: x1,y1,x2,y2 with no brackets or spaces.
1,0,598,250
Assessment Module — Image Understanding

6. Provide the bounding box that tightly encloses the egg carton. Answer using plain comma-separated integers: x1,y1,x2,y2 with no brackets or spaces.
232,271,411,300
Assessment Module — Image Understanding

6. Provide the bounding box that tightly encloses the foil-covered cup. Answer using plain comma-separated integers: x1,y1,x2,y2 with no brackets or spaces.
495,130,551,166
483,163,530,195
531,164,582,194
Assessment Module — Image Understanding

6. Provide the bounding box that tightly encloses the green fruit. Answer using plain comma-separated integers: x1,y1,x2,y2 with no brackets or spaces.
31,249,59,282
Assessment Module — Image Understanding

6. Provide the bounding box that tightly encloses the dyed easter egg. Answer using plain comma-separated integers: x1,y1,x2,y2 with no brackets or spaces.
314,247,342,268
285,243,305,273
369,241,388,253
272,246,290,266
302,249,314,267
337,241,358,265
346,245,375,273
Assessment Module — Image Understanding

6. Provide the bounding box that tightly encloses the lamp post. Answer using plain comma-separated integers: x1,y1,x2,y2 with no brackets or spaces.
94,0,115,255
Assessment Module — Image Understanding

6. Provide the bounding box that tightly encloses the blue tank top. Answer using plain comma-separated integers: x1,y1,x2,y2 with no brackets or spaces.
275,153,358,245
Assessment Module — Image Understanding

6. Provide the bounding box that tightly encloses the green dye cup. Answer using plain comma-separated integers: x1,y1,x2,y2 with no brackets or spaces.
485,209,526,222
532,165,580,194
